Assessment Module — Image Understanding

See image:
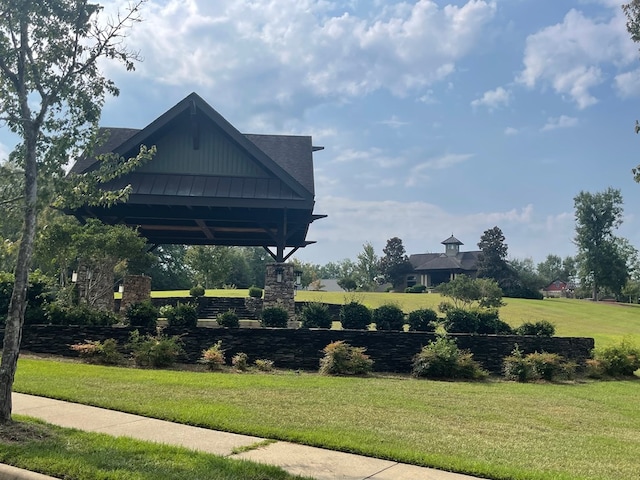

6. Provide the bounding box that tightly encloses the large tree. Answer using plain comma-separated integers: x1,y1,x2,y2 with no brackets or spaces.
0,0,147,424
476,227,514,287
355,242,380,290
379,237,412,290
574,188,628,300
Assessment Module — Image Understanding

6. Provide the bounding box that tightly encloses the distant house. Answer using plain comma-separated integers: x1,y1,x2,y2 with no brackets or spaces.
407,235,481,288
541,279,569,298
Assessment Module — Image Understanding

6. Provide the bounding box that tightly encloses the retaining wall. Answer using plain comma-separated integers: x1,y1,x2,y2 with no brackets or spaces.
3,326,594,374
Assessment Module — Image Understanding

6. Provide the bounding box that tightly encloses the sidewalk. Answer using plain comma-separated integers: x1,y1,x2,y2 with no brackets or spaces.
5,393,484,480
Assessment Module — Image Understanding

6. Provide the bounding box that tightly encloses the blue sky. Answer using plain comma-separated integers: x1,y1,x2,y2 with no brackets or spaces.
4,0,640,266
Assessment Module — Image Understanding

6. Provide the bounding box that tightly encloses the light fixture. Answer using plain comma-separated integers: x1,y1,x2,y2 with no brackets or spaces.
118,285,124,293
71,271,78,283
295,270,302,286
276,267,283,283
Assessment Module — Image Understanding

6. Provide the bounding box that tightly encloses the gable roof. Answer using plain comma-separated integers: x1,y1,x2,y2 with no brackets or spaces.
441,235,463,245
66,93,325,256
70,92,317,204
410,251,480,272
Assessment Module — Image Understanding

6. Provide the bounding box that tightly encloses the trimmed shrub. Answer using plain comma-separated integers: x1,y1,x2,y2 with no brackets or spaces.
339,301,372,330
167,302,198,329
503,345,574,382
412,334,487,380
588,339,640,377
373,303,405,331
475,309,513,335
232,352,249,371
254,359,274,372
443,307,478,333
127,330,183,368
515,320,556,337
125,300,158,329
300,302,332,329
443,308,511,334
216,309,240,328
248,286,263,298
200,341,226,370
502,345,533,382
158,304,174,318
319,341,373,375
45,303,119,326
189,284,205,298
70,338,124,365
404,284,427,293
261,306,288,328
407,308,438,332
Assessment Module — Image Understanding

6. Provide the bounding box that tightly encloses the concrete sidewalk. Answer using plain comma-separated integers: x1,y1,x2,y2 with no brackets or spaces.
5,393,484,480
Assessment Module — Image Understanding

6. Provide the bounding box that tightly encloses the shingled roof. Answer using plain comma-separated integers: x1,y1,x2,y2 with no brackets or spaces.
66,93,325,260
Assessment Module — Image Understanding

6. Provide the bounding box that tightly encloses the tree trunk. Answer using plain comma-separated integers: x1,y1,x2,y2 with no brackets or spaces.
0,131,38,424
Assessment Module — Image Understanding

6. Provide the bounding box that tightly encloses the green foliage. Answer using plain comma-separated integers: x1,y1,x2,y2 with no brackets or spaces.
372,303,405,331
379,237,413,290
260,306,288,328
166,302,198,329
216,309,240,328
574,188,628,299
248,286,263,298
476,226,518,289
404,284,427,293
199,341,226,370
515,320,556,337
339,301,372,330
45,303,119,326
254,359,274,372
300,302,332,329
436,275,504,309
125,300,158,329
232,352,249,371
589,339,640,377
503,345,573,382
189,284,205,298
127,330,184,368
443,307,511,334
337,276,357,292
407,308,438,332
319,341,373,375
69,338,124,365
0,271,53,326
412,334,487,379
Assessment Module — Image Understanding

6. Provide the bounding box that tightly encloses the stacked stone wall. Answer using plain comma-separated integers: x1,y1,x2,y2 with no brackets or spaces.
7,326,594,375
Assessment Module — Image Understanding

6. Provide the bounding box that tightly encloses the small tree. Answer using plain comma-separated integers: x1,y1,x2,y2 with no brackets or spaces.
436,275,504,309
0,0,149,424
339,301,372,330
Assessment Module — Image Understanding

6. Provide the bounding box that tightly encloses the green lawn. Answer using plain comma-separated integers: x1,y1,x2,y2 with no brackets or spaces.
0,416,310,480
148,289,640,347
13,358,640,480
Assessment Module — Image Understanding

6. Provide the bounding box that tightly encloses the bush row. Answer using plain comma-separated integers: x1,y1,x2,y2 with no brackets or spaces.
70,333,639,381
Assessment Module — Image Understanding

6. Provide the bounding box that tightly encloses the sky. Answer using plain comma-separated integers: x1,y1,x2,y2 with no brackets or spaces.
4,0,640,267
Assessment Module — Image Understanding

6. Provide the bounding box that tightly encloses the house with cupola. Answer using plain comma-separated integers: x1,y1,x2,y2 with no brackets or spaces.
407,235,481,288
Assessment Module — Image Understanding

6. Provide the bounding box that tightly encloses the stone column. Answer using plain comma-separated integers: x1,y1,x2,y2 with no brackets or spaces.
120,275,152,313
263,263,297,327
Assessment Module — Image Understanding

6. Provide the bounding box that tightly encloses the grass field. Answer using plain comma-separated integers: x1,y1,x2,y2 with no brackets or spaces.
0,417,310,480
142,289,640,347
13,358,640,480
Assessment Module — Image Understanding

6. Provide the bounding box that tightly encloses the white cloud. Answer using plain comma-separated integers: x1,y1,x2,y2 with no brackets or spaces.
517,7,636,109
541,115,578,132
331,147,405,168
296,197,541,263
115,0,497,122
377,115,409,129
615,68,640,98
504,127,519,135
470,86,511,110
405,153,473,186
